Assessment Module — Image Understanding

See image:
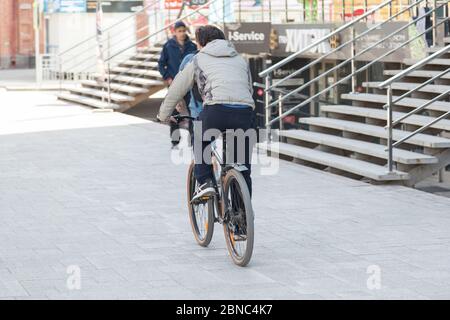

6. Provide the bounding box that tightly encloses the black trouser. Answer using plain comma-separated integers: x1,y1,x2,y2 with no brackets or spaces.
194,104,254,195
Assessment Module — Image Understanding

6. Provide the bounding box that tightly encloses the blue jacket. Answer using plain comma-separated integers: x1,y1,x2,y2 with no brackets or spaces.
179,53,203,118
158,37,197,81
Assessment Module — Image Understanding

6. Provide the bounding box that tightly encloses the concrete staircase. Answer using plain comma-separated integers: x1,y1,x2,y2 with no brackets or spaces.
57,44,165,112
260,37,450,185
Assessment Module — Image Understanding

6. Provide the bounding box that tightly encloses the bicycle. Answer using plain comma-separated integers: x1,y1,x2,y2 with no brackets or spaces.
172,115,254,267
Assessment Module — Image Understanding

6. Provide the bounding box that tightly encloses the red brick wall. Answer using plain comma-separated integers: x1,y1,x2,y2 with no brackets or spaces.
0,0,36,68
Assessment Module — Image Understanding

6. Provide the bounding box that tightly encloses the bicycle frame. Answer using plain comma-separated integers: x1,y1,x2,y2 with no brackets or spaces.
210,133,249,225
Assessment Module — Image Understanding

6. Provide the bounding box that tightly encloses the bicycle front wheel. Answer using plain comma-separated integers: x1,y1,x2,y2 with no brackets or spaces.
222,169,254,267
187,161,214,247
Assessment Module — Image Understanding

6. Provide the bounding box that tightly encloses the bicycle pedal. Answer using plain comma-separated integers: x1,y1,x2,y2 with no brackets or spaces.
190,196,211,205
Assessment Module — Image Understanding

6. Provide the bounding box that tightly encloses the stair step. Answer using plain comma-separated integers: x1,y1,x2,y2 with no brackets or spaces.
259,141,409,181
299,117,450,148
137,46,162,53
110,67,162,79
81,80,149,95
384,69,450,80
67,86,135,103
363,81,450,95
133,53,159,60
404,58,450,66
321,105,450,131
426,46,450,55
93,74,164,87
341,93,450,113
57,92,120,110
120,60,159,68
278,129,437,164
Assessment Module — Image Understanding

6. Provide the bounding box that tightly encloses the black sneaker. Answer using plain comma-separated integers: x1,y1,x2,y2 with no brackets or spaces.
191,180,216,203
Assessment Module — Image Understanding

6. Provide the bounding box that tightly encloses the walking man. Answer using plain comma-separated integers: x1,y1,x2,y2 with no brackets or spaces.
158,21,197,148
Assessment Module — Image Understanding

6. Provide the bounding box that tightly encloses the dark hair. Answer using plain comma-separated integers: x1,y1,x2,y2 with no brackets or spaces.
195,25,225,47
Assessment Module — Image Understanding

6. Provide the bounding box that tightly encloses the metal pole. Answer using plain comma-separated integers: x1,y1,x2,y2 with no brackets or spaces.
59,56,62,93
278,93,284,131
34,0,41,84
342,0,345,22
285,0,288,22
364,0,368,19
351,26,356,92
322,0,325,22
432,0,438,46
261,0,264,22
269,0,272,22
303,0,306,22
239,0,242,22
387,86,394,173
265,75,272,143
223,0,226,25
388,0,393,19
107,32,111,105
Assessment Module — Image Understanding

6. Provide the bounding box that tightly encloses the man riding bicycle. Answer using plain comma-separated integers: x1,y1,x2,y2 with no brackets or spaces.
158,25,255,202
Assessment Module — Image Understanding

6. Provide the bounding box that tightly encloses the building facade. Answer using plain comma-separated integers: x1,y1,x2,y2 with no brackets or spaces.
0,0,37,69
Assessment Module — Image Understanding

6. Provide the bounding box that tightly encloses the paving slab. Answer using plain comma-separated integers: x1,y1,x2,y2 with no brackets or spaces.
1,91,450,299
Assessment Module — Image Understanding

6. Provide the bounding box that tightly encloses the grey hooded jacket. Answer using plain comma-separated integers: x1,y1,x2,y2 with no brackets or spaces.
158,39,255,121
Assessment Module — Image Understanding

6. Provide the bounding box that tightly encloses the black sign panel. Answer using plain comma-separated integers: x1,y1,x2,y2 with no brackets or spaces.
224,23,271,55
86,0,143,13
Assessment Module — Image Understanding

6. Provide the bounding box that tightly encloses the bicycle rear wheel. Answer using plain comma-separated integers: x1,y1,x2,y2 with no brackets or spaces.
222,168,254,267
187,161,214,247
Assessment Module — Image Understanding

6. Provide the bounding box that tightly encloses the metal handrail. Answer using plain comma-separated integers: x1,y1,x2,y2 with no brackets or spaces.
382,43,450,171
104,0,225,98
379,44,450,88
387,66,450,109
58,0,160,57
60,10,160,73
259,0,393,77
267,0,441,109
253,82,309,100
105,0,217,63
266,0,428,92
266,15,448,127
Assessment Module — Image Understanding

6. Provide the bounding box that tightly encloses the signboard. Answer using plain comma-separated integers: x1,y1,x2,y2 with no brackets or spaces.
59,0,87,12
86,0,143,12
352,21,421,62
269,22,418,62
44,0,86,13
270,24,344,57
224,23,271,55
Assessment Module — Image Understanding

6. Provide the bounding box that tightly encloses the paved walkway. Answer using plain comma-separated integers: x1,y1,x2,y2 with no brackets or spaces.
1,91,450,299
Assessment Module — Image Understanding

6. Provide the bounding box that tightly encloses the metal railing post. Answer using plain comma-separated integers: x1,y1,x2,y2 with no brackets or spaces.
432,0,438,46
269,0,272,23
107,32,111,105
58,55,62,93
238,0,242,22
278,93,284,131
303,0,307,22
364,0,368,20
285,0,288,22
351,26,357,92
389,0,393,18
265,75,272,143
387,86,394,173
223,0,226,25
342,0,345,22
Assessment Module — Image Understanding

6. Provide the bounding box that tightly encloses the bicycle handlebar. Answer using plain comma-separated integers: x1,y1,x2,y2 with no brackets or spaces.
172,115,196,124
